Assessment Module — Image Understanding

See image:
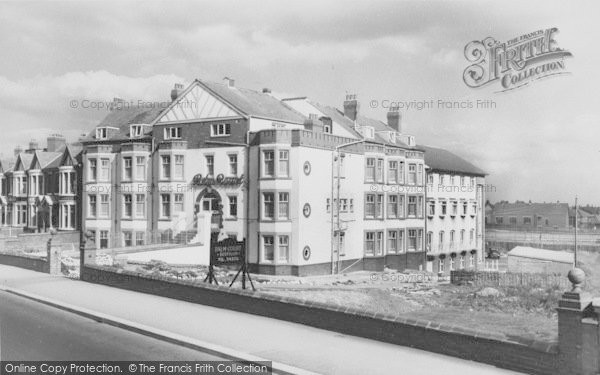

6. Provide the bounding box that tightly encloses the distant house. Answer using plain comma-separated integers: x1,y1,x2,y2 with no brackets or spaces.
569,207,600,230
489,201,569,229
507,246,573,275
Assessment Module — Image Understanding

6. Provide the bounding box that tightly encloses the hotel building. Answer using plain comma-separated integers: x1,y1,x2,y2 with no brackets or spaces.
81,79,485,276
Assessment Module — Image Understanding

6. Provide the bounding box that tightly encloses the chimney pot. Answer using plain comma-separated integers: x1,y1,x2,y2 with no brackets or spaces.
262,88,271,93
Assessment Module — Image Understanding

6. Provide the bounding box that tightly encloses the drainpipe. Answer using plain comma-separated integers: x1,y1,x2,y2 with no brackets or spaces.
424,165,429,271
332,139,365,274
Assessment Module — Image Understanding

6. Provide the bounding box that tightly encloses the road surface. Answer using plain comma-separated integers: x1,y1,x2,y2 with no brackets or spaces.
0,290,223,361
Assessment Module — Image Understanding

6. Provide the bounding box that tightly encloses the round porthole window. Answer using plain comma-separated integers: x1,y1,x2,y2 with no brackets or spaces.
303,246,311,260
303,161,311,175
303,203,311,218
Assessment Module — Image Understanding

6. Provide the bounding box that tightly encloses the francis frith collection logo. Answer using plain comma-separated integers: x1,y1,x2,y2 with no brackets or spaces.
463,28,572,92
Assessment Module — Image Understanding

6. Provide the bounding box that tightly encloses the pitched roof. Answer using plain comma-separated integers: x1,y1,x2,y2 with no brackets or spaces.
56,144,83,168
34,151,62,169
15,153,33,171
0,159,14,173
419,145,486,176
84,105,167,142
307,102,363,138
199,80,306,124
508,246,573,264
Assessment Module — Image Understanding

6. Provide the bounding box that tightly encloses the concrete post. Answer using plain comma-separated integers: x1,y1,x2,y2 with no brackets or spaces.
557,268,595,375
46,229,61,275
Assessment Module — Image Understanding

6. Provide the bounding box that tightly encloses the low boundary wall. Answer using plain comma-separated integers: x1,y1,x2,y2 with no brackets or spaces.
81,265,559,375
0,253,48,273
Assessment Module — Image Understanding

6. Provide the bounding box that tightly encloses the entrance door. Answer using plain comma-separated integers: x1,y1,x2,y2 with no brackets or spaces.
195,189,222,232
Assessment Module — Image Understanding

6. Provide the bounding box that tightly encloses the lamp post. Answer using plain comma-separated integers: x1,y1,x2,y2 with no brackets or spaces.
331,139,365,274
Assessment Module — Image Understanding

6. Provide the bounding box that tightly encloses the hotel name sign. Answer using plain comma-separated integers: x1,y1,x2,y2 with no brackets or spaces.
191,173,245,187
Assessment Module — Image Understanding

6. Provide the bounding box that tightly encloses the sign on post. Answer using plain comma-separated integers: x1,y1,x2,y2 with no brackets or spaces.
205,237,254,290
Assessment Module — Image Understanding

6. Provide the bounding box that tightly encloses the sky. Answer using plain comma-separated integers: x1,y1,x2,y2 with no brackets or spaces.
0,0,598,205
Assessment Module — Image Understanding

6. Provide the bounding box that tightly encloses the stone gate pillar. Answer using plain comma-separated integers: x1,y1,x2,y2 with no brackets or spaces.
557,268,599,375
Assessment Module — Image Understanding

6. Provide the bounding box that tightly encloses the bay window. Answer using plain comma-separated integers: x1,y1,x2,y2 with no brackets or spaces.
135,194,145,218
100,158,110,181
174,155,184,179
263,193,274,219
123,194,132,218
365,158,375,182
263,151,275,177
388,161,398,184
161,155,171,179
263,235,274,261
100,194,109,217
408,164,416,184
278,192,289,219
161,194,170,218
278,150,289,177
135,156,146,180
123,157,132,181
278,236,289,262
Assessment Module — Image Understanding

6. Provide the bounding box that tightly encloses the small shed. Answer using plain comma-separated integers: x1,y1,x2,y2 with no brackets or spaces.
507,246,574,275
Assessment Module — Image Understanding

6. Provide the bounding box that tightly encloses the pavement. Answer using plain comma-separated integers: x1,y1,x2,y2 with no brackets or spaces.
0,265,522,375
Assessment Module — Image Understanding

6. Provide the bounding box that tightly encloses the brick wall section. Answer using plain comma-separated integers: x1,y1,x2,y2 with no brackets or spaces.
0,253,48,272
0,231,80,252
82,265,559,375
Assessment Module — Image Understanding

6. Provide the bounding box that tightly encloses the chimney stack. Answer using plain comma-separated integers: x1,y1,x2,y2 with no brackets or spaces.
387,104,401,132
47,134,66,152
171,83,184,101
262,88,271,94
14,146,23,157
343,94,359,121
28,139,40,151
110,97,124,111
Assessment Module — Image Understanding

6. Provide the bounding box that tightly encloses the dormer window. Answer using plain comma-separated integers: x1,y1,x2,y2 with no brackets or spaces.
96,128,108,139
130,125,145,138
211,123,231,137
164,127,182,140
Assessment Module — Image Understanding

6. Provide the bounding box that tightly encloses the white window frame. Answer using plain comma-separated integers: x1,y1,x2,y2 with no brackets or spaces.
164,127,182,140
211,123,231,137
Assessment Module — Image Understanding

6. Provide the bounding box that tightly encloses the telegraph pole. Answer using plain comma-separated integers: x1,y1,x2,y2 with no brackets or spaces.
574,196,578,268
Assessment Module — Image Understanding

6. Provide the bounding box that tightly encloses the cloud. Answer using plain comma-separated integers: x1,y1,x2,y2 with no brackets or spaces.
0,71,183,158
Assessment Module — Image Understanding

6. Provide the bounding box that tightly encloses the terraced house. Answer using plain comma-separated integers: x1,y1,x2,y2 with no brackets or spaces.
80,79,486,276
0,135,82,232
